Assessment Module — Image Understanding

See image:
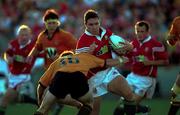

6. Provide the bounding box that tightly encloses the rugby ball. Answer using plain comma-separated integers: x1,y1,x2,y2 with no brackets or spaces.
109,34,126,50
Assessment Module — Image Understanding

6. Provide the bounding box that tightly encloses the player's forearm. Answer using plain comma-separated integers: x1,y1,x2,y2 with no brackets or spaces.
28,47,39,57
105,57,127,67
143,59,169,66
105,59,119,67
3,53,13,64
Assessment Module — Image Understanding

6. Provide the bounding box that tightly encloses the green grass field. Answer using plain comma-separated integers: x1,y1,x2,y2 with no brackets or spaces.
4,98,180,115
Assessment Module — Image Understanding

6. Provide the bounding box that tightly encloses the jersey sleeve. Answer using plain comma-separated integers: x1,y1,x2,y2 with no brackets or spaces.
6,42,14,57
87,54,105,68
65,32,77,50
34,33,44,52
76,35,90,53
39,60,56,87
153,42,168,60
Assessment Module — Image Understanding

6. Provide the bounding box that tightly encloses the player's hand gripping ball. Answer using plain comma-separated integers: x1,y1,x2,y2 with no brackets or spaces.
109,35,132,55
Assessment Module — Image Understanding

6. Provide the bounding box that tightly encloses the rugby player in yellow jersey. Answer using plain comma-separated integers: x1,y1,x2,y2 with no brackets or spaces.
34,51,133,115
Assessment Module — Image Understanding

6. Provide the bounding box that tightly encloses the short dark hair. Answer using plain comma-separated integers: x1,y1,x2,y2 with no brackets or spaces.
135,21,150,31
43,9,59,22
84,9,99,24
60,51,74,57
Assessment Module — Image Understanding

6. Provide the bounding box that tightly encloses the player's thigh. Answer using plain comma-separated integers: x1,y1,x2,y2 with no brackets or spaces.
38,90,57,112
108,76,132,97
58,95,82,108
78,90,93,106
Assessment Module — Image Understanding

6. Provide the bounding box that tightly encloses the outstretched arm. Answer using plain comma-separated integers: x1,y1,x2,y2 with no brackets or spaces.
105,56,129,67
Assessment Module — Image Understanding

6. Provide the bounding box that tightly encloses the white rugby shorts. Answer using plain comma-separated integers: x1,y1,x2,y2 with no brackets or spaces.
8,73,31,89
126,72,156,98
88,67,122,97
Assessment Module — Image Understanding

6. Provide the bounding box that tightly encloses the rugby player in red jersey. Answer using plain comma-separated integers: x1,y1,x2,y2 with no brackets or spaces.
76,9,134,115
0,25,38,115
114,21,169,115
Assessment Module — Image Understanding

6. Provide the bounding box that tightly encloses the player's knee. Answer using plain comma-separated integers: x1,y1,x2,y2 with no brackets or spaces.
77,104,92,115
123,92,135,101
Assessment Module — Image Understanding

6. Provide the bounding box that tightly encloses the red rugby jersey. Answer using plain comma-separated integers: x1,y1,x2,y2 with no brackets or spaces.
6,39,36,75
127,36,168,77
76,28,113,78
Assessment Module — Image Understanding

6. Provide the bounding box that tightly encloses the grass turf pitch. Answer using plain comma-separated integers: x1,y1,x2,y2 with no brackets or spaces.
4,98,180,115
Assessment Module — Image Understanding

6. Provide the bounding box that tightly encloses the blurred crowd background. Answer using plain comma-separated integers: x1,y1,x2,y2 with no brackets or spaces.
0,0,180,97
0,0,179,56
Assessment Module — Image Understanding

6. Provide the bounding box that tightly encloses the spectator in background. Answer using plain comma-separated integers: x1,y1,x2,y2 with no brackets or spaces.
167,16,180,115
0,25,38,115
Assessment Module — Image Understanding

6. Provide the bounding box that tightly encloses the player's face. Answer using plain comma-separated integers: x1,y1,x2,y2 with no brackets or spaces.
85,18,100,35
135,25,149,41
18,29,32,45
45,21,59,33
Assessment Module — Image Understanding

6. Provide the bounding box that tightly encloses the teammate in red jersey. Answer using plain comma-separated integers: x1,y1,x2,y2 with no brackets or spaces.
114,21,169,115
0,25,38,115
167,16,180,115
27,9,78,115
76,9,134,115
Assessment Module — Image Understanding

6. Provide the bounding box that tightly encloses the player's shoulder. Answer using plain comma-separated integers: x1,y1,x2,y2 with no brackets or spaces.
80,32,89,38
37,30,46,39
150,37,164,47
150,37,162,43
60,29,72,36
9,39,18,45
105,28,113,35
173,16,180,23
78,33,90,42
131,38,138,44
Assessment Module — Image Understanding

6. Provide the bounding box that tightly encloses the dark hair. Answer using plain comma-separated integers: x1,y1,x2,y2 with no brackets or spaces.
60,51,74,57
43,9,59,22
84,9,99,24
135,21,150,31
